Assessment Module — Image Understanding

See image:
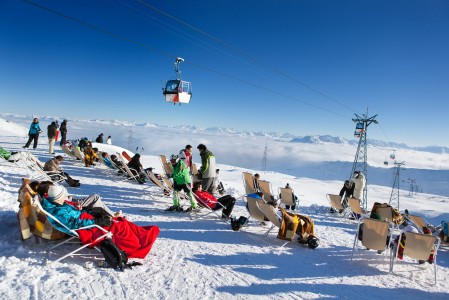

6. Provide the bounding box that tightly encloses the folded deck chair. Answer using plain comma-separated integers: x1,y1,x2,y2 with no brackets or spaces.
192,163,200,182
72,146,84,161
389,231,441,284
117,152,141,183
242,172,256,195
159,155,173,178
245,196,266,225
326,194,350,218
279,187,298,211
352,218,392,258
61,144,77,159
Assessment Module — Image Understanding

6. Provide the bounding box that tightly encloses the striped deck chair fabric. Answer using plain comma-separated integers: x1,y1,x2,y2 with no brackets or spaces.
17,179,67,241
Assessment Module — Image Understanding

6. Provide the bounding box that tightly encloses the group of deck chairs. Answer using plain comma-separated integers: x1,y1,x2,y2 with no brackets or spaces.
240,172,319,248
327,193,444,284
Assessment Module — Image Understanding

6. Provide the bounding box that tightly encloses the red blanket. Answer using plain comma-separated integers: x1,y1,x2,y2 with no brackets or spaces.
77,217,160,259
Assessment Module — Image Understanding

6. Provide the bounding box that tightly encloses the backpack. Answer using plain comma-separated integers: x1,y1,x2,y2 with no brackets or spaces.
100,238,142,271
231,216,248,231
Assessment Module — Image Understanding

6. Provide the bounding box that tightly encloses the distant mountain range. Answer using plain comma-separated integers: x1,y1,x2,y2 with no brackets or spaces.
2,113,447,154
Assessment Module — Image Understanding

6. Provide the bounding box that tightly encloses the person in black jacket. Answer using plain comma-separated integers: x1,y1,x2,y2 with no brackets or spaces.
59,119,68,147
47,121,58,154
95,133,104,143
339,180,355,210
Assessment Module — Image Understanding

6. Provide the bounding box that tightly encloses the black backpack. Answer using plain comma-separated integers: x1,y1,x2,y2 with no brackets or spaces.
100,238,141,271
231,216,248,231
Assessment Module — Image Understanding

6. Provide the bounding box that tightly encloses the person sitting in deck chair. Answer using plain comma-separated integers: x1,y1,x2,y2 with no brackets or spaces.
266,198,319,249
281,183,298,210
84,142,96,167
34,182,160,259
44,155,80,187
192,181,236,219
110,154,125,174
127,153,147,184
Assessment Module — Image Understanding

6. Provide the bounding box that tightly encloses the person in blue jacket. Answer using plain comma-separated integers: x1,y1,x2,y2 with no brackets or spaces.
23,118,42,149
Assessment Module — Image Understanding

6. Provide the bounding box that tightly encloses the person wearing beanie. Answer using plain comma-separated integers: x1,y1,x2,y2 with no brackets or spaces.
197,144,217,194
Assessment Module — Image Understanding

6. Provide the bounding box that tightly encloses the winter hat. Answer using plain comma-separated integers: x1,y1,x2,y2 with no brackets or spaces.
197,144,206,150
46,185,68,205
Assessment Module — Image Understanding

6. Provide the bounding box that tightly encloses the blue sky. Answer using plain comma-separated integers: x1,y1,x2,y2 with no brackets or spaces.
1,0,449,147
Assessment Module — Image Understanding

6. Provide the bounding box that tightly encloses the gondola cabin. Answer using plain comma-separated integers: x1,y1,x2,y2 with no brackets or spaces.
390,153,396,160
384,160,389,166
163,80,192,104
355,122,365,133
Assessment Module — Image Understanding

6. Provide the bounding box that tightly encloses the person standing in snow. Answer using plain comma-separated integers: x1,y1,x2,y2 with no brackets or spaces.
197,144,217,194
179,144,193,171
47,121,57,154
352,171,366,200
59,119,68,147
95,133,104,143
23,118,42,150
166,154,198,212
106,136,112,145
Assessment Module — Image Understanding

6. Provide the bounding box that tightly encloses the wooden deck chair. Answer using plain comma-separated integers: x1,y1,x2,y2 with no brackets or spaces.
117,152,141,183
257,202,281,236
326,194,350,218
245,196,266,225
61,144,76,159
72,146,84,161
242,172,256,195
352,218,392,258
279,187,298,211
159,155,173,178
390,231,441,284
144,171,170,196
18,178,67,241
348,197,368,221
258,180,273,201
17,179,112,264
192,163,200,182
24,155,66,184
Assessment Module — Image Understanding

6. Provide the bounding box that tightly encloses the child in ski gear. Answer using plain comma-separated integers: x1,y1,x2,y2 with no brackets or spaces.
197,144,217,194
44,155,80,187
23,118,42,149
167,154,198,212
47,121,57,154
192,182,235,218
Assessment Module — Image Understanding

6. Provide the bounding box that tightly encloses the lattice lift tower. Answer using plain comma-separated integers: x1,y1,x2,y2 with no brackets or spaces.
389,161,405,211
350,110,378,210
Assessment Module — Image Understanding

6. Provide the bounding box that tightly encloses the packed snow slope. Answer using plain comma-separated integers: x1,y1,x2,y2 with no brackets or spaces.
0,116,448,299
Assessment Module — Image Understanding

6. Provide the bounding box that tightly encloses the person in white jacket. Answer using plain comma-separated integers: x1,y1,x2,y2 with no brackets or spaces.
352,171,366,199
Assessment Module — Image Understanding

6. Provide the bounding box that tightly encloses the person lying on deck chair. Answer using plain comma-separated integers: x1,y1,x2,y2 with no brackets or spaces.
192,181,236,219
44,155,80,187
0,146,33,162
33,181,160,259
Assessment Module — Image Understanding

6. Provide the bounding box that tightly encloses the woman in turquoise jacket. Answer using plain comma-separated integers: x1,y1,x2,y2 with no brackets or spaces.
23,117,42,149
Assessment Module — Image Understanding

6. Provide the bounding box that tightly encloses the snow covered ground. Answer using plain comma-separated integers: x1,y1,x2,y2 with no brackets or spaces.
0,116,448,299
